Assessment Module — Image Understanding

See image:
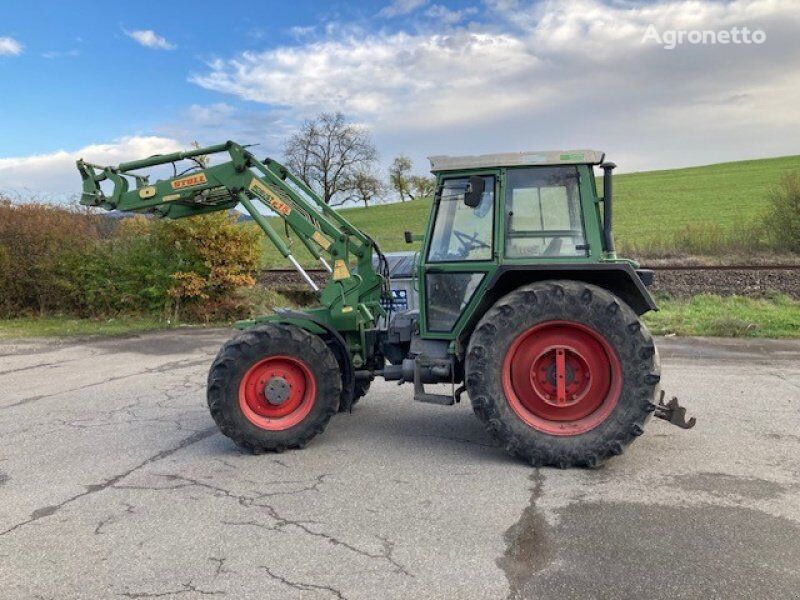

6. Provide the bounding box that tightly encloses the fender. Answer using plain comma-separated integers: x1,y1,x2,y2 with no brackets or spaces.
458,263,657,346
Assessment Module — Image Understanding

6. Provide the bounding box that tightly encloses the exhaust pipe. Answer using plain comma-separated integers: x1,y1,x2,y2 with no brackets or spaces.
601,162,616,256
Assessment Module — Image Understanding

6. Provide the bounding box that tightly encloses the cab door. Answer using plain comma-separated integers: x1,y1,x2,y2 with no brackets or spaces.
419,172,499,339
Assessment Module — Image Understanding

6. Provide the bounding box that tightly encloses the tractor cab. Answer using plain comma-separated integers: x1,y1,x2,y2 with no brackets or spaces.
426,150,607,263
409,150,653,341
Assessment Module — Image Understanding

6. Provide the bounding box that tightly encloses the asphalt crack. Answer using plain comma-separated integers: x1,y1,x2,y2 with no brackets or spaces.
261,566,347,599
120,580,224,598
2,358,209,410
116,473,413,577
0,427,217,538
0,361,60,376
208,556,236,578
94,502,136,535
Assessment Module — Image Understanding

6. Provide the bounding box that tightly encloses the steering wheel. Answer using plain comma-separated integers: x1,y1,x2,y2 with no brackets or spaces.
452,230,490,257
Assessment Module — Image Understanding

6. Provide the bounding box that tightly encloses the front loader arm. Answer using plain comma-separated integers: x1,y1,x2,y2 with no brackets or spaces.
77,140,387,335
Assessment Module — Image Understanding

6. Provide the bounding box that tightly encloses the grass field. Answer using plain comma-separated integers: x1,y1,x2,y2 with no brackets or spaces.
643,294,800,338
260,154,800,267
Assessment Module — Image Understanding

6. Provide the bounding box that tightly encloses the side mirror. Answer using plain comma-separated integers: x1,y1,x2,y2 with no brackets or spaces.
463,175,485,208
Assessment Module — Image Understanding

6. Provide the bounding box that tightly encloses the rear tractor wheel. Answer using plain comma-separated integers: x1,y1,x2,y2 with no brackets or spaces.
466,281,660,468
207,324,342,453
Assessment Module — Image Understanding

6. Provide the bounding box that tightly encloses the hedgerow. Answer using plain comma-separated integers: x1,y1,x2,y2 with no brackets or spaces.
0,199,261,322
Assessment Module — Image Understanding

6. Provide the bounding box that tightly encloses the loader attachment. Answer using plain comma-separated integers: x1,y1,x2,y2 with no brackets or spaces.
76,140,389,346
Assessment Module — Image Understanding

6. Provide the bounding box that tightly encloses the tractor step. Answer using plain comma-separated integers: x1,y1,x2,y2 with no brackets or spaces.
413,369,455,405
413,391,455,406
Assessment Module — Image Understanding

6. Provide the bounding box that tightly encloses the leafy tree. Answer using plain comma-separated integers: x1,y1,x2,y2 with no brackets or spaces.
389,155,413,202
409,175,436,199
336,169,386,209
284,112,377,205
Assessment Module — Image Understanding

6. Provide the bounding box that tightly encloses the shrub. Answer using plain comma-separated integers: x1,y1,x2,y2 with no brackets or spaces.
0,199,104,316
154,212,261,321
0,200,262,322
764,173,800,253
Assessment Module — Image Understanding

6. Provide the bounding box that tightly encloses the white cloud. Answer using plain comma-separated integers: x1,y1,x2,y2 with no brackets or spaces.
289,25,316,39
425,4,478,25
0,136,183,197
185,102,237,126
378,0,428,18
191,30,533,127
41,49,80,59
191,0,800,172
158,103,294,154
125,29,176,50
0,36,23,56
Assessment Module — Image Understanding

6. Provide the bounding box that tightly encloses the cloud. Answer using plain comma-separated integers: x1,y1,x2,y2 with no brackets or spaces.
157,103,294,154
0,136,183,198
378,0,427,18
41,49,80,59
191,0,800,172
0,36,23,56
425,4,478,25
191,29,533,128
289,25,316,39
125,29,176,50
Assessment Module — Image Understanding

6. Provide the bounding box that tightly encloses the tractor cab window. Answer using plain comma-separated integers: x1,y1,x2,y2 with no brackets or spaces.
505,167,587,258
427,176,494,262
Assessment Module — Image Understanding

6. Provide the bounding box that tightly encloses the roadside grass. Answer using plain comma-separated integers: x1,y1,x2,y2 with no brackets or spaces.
259,154,800,267
4,293,797,340
0,316,176,339
643,294,800,338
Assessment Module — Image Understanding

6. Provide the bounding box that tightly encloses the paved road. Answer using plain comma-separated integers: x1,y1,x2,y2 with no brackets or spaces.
0,330,799,599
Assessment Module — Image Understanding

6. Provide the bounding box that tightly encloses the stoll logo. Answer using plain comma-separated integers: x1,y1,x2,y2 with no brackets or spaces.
642,25,766,50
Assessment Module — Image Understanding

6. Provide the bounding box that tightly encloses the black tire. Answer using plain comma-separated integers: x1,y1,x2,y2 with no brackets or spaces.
339,379,371,412
466,280,660,468
207,324,342,453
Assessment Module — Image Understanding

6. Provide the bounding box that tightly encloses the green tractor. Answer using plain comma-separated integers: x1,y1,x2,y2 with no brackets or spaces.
78,142,693,467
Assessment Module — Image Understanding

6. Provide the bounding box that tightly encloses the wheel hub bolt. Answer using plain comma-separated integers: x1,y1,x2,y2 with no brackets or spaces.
264,376,291,406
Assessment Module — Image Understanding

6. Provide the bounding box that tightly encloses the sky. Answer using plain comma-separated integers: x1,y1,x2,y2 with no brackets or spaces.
1,0,799,199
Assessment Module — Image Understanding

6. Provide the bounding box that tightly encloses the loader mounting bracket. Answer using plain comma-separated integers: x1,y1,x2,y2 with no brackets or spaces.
653,391,696,429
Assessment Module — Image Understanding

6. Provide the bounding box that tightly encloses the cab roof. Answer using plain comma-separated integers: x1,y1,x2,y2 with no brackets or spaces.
428,149,605,173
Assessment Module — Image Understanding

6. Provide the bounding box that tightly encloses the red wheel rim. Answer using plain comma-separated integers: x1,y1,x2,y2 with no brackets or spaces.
238,355,316,431
502,321,622,436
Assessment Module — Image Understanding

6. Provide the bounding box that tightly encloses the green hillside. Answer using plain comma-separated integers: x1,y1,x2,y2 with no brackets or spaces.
261,154,800,267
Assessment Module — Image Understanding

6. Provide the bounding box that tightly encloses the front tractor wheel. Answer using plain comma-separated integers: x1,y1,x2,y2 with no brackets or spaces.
207,324,342,453
466,281,660,468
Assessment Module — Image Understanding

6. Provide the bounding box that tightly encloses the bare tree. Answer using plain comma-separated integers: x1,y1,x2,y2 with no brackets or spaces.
334,169,386,209
409,175,436,199
284,112,377,205
389,155,413,202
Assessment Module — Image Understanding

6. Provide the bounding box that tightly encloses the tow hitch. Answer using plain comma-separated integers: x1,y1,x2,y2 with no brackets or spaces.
653,391,696,429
